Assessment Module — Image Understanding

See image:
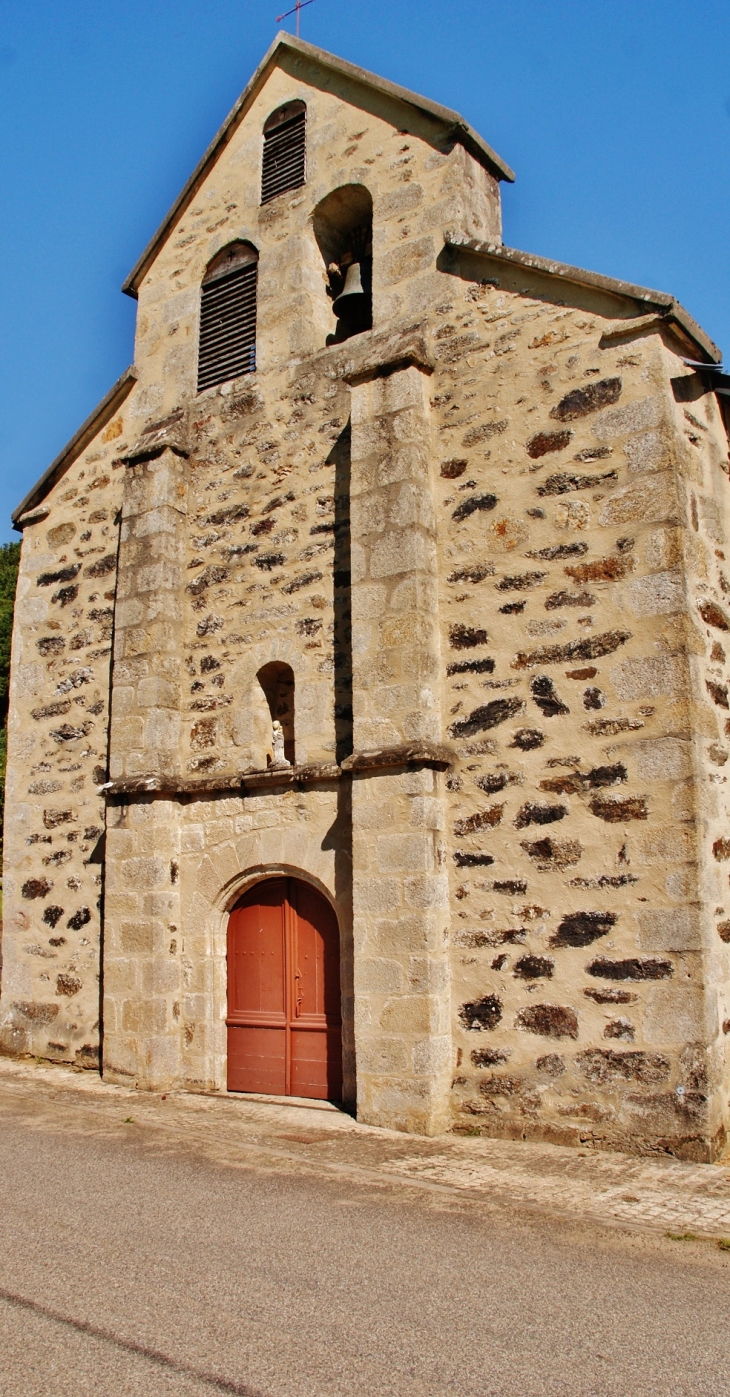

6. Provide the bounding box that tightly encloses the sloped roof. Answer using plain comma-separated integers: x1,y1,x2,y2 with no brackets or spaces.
121,33,515,300
445,237,723,364
12,366,137,529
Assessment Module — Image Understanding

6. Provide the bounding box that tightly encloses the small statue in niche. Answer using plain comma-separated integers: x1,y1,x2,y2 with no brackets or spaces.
270,719,290,769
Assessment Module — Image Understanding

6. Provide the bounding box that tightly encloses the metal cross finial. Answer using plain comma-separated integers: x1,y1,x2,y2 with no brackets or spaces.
276,0,315,37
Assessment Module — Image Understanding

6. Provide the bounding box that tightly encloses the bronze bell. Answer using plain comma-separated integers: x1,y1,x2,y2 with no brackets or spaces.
332,261,366,318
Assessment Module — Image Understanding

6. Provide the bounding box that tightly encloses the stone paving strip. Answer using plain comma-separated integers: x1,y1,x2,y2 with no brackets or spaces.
2,1057,730,1242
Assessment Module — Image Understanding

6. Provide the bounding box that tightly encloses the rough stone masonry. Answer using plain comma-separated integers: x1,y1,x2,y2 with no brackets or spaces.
2,34,730,1158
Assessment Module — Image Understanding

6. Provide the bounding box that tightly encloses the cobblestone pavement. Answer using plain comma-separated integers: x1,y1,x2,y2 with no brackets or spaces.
2,1056,730,1243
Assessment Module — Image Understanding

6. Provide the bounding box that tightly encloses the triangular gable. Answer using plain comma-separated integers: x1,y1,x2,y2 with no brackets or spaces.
121,33,515,300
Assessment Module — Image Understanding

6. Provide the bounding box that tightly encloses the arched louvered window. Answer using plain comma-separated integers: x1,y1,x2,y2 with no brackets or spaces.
197,242,258,392
261,100,306,205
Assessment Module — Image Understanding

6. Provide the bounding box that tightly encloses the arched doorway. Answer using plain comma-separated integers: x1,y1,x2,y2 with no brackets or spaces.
226,877,342,1100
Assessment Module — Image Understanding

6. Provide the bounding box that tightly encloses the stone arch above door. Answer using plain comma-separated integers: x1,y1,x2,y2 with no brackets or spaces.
182,812,353,1102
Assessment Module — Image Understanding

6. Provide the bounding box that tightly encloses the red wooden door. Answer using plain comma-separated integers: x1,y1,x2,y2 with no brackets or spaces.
226,877,342,1100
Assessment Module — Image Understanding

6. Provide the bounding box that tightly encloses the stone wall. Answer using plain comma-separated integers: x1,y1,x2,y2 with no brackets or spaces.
0,394,134,1066
432,245,730,1158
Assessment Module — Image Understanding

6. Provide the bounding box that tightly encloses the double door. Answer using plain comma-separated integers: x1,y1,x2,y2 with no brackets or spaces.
226,877,342,1100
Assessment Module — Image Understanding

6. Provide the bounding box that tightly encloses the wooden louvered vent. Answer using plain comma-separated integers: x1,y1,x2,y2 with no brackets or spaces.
197,243,258,392
261,100,306,205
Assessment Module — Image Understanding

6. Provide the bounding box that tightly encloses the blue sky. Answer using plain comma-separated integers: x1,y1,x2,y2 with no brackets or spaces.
1,0,728,542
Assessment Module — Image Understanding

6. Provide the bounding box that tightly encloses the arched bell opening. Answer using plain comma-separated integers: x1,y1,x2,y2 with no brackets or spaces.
312,184,373,346
255,661,295,768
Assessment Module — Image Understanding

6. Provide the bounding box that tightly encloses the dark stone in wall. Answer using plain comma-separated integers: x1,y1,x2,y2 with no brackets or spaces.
254,552,286,571
545,590,596,611
540,763,626,795
492,880,527,894
537,470,617,497
582,687,605,710
36,636,66,656
471,1047,511,1067
527,542,588,560
204,502,250,527
706,680,729,709
462,421,507,446
478,1075,524,1097
516,1004,579,1039
587,957,673,981
550,378,621,421
449,625,489,650
513,631,631,670
514,954,554,979
584,987,637,1004
67,907,91,930
441,459,468,479
51,585,79,607
526,429,572,459
446,658,495,675
551,911,617,947
576,1049,670,1085
22,879,52,899
589,794,648,822
453,851,495,868
497,571,546,592
281,570,324,594
510,728,544,751
454,806,503,836
698,599,730,631
604,1019,635,1040
450,697,524,737
37,564,81,587
536,1054,565,1076
31,701,72,721
452,494,497,522
84,554,116,578
499,601,526,614
520,837,582,870
565,556,631,584
530,675,569,717
717,920,730,943
56,974,82,997
475,770,520,794
42,906,64,928
447,564,494,584
459,994,503,1030
514,802,567,829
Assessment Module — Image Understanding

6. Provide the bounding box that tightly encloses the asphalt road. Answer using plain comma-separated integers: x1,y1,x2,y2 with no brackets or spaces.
0,1087,728,1396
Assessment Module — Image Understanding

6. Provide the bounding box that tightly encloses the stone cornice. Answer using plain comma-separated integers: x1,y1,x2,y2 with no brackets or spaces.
102,743,453,799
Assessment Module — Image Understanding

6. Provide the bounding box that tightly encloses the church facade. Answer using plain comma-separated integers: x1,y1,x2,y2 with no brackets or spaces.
2,34,730,1158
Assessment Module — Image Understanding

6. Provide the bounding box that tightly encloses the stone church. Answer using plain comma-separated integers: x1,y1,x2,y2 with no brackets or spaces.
2,34,730,1158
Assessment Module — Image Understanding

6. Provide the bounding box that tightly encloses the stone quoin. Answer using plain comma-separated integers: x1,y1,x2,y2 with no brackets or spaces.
2,34,730,1157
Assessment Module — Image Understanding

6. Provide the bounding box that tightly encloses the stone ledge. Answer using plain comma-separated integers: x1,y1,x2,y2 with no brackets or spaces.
342,742,453,774
101,743,454,799
102,762,341,799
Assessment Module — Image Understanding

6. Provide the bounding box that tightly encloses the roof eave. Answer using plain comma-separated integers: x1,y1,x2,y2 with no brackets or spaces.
121,33,514,301
444,238,722,366
12,366,138,530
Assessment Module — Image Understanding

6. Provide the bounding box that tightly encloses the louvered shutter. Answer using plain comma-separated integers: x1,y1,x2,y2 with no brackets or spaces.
197,256,257,392
261,101,306,205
